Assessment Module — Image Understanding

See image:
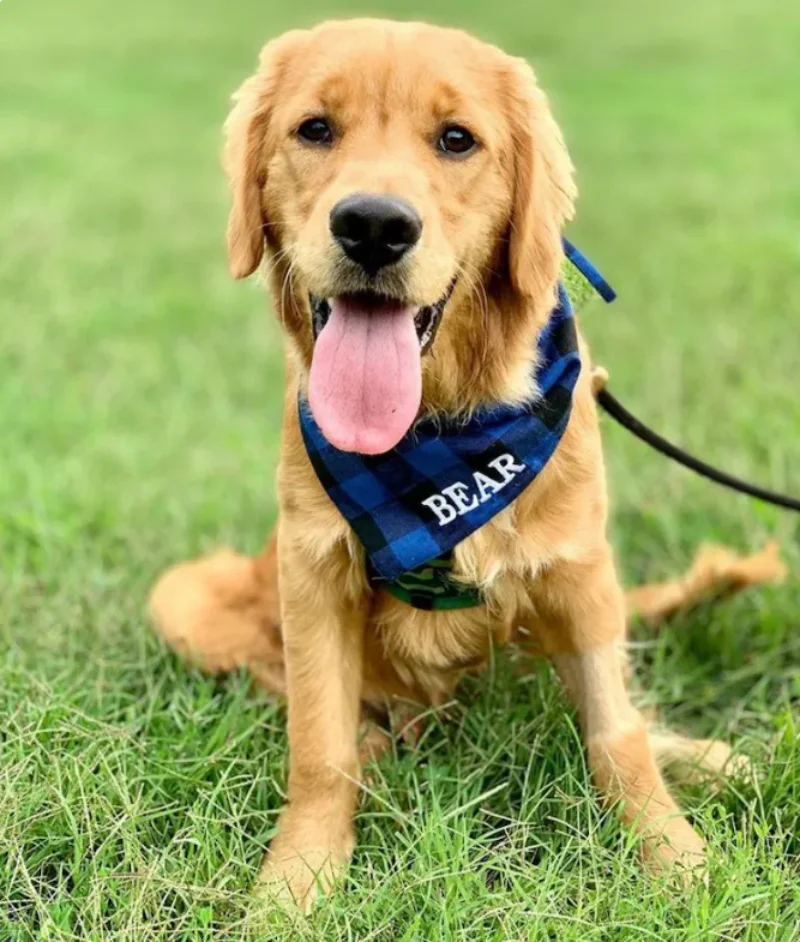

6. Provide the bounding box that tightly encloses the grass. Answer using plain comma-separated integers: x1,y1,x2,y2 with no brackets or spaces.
1,0,799,938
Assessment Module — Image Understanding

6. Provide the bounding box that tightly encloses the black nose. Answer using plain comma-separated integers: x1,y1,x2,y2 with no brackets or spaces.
330,193,422,275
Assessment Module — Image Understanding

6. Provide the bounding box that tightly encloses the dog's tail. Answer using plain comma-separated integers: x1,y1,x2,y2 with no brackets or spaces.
148,534,286,695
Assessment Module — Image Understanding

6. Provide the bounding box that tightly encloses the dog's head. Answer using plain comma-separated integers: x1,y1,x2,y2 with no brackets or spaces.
225,19,575,454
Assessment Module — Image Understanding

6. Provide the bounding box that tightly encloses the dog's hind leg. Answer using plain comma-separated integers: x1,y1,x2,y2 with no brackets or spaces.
149,529,286,695
649,730,753,788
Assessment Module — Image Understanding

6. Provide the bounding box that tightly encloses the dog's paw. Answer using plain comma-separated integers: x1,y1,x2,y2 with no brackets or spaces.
641,818,708,889
252,841,351,914
650,732,756,792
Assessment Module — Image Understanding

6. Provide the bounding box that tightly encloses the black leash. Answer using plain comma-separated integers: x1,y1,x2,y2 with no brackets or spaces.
596,387,800,514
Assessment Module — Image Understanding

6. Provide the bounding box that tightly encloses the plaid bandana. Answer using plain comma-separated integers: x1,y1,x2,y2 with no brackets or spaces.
299,240,614,599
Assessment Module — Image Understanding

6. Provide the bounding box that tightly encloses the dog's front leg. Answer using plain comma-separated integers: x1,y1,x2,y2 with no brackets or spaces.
255,518,366,911
532,548,706,881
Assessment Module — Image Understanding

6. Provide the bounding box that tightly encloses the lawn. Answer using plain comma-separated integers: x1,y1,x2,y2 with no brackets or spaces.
1,0,799,938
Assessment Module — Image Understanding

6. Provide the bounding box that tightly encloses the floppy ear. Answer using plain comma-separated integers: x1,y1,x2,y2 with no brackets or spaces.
223,34,299,279
505,59,577,302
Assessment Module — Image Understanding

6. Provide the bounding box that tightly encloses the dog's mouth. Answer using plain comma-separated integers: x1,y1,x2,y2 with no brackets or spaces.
310,280,455,353
307,281,455,455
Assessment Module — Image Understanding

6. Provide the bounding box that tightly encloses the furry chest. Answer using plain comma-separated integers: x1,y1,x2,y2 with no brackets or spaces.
372,589,502,674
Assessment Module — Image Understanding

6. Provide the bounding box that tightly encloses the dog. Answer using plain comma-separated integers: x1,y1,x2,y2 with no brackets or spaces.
149,19,750,910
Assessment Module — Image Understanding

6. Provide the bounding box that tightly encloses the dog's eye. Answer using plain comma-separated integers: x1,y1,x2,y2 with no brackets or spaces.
297,117,333,145
438,125,476,156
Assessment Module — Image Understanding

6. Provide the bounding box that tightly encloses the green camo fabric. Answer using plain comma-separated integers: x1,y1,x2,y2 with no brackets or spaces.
379,553,483,610
378,253,600,612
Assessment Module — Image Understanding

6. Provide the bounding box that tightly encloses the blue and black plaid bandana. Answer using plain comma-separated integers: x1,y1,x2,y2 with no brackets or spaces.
299,240,614,608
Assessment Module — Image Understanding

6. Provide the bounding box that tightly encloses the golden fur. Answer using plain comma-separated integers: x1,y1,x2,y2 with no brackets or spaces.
149,19,755,910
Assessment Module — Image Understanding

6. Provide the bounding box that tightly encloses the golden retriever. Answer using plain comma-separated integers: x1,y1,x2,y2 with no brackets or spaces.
150,18,747,910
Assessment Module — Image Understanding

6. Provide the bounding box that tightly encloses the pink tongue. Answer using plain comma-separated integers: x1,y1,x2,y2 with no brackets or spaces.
308,297,421,455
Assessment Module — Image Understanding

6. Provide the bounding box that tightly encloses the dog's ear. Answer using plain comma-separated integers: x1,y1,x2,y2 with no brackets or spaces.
504,59,576,302
223,34,301,279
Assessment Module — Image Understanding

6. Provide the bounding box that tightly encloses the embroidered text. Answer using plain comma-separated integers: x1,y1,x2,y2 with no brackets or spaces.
421,454,527,526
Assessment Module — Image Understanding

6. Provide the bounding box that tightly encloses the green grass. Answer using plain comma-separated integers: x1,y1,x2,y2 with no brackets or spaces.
1,0,799,938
